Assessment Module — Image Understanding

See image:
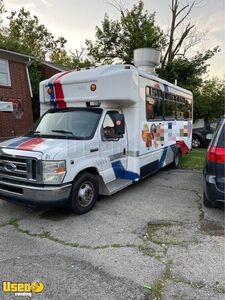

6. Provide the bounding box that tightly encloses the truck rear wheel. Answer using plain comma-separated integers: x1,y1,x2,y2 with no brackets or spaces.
68,173,99,214
172,148,181,168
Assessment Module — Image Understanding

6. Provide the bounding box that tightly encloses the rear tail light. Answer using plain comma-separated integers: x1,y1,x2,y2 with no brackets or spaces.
207,146,225,163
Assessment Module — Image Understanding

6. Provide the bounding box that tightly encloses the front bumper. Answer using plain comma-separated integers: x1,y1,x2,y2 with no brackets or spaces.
203,174,225,204
0,180,72,207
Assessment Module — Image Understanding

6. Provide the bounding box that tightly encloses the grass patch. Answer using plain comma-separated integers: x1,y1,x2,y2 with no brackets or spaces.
146,224,185,247
138,244,161,260
216,285,225,294
180,148,206,170
144,259,173,300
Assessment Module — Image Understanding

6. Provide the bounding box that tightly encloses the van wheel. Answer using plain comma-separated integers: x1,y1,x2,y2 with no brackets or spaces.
172,149,181,168
68,173,99,214
192,136,201,148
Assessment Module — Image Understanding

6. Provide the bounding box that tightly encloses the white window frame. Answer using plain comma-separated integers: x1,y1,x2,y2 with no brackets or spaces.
0,59,11,87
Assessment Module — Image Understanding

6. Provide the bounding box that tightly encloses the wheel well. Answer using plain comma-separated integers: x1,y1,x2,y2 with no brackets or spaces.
177,147,182,157
75,167,99,178
192,134,202,141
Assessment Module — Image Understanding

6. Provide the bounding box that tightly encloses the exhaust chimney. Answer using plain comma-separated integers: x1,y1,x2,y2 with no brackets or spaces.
134,48,161,75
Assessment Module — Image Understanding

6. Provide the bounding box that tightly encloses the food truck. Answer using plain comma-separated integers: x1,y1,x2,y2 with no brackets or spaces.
0,49,193,214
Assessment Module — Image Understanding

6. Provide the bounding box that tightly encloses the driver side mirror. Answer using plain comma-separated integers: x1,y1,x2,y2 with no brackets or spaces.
114,113,125,135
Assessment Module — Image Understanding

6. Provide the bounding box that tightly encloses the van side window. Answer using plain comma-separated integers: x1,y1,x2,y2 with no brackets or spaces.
146,85,192,121
146,86,163,120
176,96,186,120
102,111,120,139
185,98,192,119
164,93,176,119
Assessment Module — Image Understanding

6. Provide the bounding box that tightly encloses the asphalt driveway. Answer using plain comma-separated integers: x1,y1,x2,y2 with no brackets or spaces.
0,169,224,300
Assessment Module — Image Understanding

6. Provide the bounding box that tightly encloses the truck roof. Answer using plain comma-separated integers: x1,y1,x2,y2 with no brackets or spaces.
40,64,192,108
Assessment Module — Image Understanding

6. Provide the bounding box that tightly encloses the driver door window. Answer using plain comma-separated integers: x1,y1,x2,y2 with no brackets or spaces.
102,111,119,140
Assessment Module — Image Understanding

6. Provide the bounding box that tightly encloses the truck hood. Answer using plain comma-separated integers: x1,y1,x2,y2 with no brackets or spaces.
0,136,87,160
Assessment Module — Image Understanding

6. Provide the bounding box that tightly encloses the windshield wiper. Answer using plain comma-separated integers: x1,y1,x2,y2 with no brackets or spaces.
26,130,41,135
51,130,75,136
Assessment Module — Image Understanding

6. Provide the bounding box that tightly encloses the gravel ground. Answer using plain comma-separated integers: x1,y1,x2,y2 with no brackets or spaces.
0,169,224,300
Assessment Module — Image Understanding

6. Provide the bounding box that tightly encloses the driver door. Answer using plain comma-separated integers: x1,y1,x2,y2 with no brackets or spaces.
99,110,128,183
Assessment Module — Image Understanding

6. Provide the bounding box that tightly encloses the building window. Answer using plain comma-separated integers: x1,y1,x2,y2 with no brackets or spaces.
0,59,11,86
146,86,163,120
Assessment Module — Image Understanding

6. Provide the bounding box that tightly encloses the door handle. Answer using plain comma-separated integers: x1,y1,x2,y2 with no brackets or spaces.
90,148,99,152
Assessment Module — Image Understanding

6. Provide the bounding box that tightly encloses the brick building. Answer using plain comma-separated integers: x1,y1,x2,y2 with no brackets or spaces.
0,49,68,139
0,49,33,138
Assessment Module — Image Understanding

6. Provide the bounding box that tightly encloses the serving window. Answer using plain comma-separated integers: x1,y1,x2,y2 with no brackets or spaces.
176,96,186,119
145,85,192,121
164,93,176,119
186,98,192,119
146,86,163,120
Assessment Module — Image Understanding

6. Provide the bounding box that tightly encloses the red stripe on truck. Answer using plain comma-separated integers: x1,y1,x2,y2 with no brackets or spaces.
176,140,190,155
53,71,71,109
17,138,46,151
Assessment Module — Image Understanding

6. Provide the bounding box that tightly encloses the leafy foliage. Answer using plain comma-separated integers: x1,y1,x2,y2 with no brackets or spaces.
50,47,92,69
0,7,66,60
28,61,42,121
158,47,223,121
86,1,165,64
0,0,223,121
158,47,220,91
194,78,225,121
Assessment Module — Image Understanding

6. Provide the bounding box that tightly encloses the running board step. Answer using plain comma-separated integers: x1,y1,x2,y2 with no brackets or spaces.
103,178,133,196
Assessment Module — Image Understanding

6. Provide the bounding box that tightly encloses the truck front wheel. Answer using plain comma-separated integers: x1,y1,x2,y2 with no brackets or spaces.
68,173,99,214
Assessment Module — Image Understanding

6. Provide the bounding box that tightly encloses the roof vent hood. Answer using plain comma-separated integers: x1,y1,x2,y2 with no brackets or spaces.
134,48,161,75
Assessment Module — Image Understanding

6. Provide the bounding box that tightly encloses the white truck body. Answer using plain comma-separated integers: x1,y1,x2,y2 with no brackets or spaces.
0,64,193,212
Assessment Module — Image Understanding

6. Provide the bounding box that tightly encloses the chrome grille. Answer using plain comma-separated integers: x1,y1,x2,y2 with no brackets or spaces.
0,155,38,182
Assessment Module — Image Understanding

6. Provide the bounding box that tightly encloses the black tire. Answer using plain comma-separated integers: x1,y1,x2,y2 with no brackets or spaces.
192,136,201,148
172,148,181,168
67,173,99,214
203,193,214,208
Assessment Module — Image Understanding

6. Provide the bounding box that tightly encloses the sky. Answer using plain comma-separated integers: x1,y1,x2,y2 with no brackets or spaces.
3,0,225,78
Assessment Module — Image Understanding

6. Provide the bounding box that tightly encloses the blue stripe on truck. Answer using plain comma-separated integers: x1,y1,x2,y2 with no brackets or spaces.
7,137,33,149
112,160,139,181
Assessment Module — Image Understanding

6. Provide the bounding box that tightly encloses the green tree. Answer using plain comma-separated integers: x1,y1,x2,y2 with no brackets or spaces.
0,0,5,23
86,1,165,64
194,79,225,121
50,46,92,69
159,0,220,90
0,7,66,60
158,47,220,91
29,61,42,121
0,2,75,120
162,0,200,68
0,0,6,41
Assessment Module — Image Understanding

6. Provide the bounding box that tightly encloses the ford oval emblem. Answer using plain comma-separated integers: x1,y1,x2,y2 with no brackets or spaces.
4,163,17,172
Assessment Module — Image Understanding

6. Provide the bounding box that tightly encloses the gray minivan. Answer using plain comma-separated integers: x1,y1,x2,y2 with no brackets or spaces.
203,118,225,207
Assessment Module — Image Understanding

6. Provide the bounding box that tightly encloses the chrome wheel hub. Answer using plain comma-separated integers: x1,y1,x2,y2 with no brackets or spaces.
192,139,200,148
78,181,94,207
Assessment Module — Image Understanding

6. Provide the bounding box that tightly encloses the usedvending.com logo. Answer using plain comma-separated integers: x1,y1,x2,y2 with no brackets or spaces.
2,281,45,297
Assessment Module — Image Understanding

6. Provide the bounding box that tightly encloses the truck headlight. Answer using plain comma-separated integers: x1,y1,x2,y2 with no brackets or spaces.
42,160,66,184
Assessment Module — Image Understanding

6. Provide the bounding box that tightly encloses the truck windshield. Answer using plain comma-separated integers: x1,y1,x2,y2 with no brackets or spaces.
27,108,102,139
